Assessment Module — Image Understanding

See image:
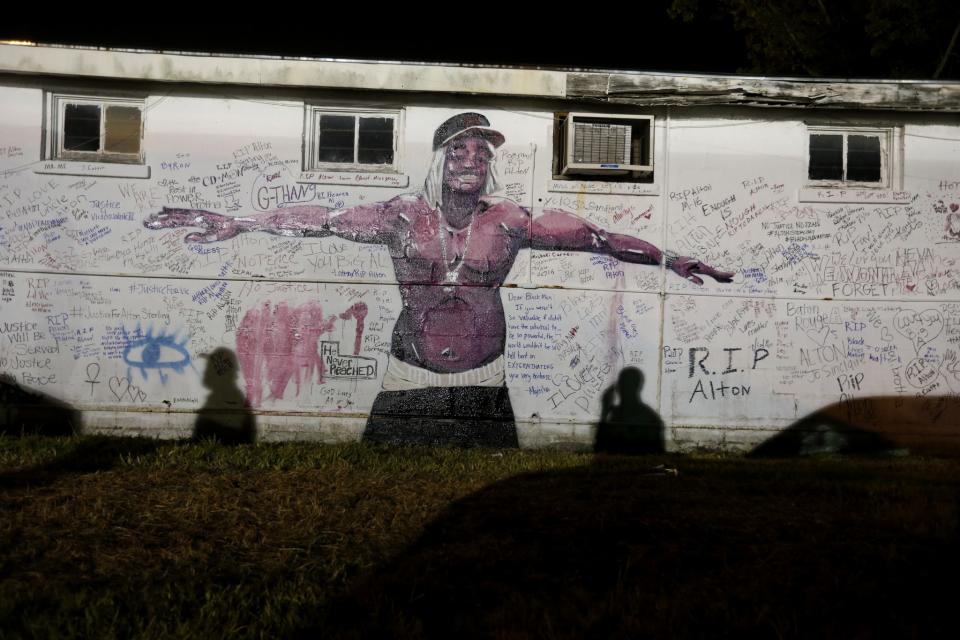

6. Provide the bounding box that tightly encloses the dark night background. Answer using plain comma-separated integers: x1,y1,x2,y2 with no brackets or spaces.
4,1,959,79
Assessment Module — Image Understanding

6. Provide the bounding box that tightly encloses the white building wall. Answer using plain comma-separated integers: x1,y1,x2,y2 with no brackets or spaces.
1,81,959,453
661,110,960,453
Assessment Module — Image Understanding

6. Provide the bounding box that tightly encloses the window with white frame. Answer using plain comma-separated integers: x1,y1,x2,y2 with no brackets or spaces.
806,125,901,189
305,107,402,172
48,94,145,164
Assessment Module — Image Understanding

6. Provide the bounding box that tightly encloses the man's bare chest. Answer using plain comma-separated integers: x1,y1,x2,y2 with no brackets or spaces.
391,216,522,285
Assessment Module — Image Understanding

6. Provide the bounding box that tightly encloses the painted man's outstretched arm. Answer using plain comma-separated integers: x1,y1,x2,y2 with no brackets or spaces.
144,200,400,245
529,209,733,285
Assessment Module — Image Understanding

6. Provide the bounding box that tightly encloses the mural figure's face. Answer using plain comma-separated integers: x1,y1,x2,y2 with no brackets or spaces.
443,136,492,194
948,212,960,237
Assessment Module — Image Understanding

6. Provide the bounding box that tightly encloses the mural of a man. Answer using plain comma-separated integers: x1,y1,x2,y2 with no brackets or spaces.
146,113,733,446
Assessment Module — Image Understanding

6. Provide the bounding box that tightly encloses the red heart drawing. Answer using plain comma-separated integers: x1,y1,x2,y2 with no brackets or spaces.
950,203,959,212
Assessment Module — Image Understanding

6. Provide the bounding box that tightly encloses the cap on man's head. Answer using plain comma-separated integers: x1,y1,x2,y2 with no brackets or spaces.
432,112,505,150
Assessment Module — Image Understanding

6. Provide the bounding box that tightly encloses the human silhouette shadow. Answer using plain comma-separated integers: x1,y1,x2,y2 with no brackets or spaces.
1,375,160,488
1,374,78,437
193,347,256,445
594,367,665,455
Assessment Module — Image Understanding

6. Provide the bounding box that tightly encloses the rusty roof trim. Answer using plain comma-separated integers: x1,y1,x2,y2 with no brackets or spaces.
567,72,960,112
1,43,959,112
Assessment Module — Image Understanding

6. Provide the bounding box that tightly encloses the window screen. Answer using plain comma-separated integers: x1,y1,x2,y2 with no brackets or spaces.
357,117,394,165
808,134,843,181
310,109,399,171
55,96,144,162
63,104,101,152
846,135,881,182
807,129,887,185
104,106,142,155
317,115,356,163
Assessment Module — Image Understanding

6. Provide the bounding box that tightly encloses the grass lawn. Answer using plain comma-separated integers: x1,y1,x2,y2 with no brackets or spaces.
1,435,958,638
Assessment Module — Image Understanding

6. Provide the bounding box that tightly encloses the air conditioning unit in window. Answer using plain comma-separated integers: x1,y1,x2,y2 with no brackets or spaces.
559,113,654,176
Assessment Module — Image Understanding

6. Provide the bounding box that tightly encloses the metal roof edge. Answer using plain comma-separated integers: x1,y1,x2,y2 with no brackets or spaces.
1,42,959,111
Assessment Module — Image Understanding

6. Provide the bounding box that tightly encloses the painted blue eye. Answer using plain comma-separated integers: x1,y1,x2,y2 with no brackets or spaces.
122,329,192,381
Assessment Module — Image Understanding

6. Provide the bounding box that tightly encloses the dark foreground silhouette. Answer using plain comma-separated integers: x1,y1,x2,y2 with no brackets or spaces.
749,394,960,457
0,377,160,487
1,375,78,437
307,389,960,637
310,454,959,638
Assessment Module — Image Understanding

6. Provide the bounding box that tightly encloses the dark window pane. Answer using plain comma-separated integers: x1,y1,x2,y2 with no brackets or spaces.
846,135,882,182
317,115,355,163
63,104,101,151
808,134,843,180
104,106,142,154
357,117,394,164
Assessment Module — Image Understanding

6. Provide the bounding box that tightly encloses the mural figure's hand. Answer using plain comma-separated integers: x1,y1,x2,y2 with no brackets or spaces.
144,208,250,243
944,349,960,381
668,255,735,285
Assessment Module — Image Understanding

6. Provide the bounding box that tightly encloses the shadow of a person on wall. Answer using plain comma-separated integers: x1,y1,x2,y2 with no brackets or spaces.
594,367,665,455
1,373,78,437
193,347,256,445
0,374,160,488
